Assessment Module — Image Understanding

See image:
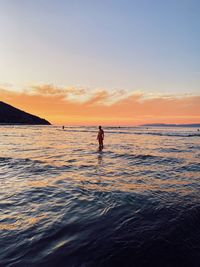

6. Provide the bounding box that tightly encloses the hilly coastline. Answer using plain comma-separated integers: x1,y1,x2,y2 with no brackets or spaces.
0,101,51,125
141,123,200,127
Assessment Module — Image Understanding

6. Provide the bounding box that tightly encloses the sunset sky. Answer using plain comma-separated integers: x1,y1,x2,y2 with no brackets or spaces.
0,0,199,125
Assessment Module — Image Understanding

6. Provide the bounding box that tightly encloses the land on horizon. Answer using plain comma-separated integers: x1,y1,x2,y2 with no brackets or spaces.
141,123,200,127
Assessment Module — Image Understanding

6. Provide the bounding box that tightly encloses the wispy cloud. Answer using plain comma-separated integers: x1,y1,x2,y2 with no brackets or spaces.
32,84,86,97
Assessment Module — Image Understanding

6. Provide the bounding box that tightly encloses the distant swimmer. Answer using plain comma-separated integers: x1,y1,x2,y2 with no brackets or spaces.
97,126,104,150
62,126,65,130
197,129,200,132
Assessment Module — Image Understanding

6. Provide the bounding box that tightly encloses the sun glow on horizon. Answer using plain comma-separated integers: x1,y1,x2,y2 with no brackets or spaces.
0,84,199,125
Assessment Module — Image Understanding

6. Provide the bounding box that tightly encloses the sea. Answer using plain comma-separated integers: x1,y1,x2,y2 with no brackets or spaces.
0,125,200,267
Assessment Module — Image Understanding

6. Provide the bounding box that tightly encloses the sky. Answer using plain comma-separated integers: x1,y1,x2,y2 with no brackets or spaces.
0,0,199,125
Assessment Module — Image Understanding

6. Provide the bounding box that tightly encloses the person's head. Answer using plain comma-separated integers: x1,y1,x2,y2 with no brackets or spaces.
99,126,102,130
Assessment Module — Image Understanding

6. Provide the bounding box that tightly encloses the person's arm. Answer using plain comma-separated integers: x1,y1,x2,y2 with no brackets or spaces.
102,130,104,139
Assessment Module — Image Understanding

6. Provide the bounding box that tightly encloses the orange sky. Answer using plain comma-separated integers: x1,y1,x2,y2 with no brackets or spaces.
1,85,200,125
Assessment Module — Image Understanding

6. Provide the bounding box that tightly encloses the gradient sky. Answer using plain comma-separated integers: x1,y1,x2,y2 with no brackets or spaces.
0,0,199,124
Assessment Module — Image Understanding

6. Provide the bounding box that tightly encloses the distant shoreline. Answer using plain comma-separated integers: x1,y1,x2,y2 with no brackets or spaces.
141,123,200,128
1,123,200,128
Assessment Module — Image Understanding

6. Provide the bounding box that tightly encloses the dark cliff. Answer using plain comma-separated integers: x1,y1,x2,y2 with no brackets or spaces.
0,101,51,125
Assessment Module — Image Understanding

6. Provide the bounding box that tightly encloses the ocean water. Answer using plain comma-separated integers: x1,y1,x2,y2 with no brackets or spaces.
0,125,200,267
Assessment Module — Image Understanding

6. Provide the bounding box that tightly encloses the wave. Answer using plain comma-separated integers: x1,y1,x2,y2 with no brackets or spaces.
177,163,200,172
0,157,73,176
106,152,183,164
59,128,200,138
144,132,200,137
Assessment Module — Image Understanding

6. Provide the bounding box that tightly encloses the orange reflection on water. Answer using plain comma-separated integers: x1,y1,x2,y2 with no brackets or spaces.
0,215,46,231
27,180,50,187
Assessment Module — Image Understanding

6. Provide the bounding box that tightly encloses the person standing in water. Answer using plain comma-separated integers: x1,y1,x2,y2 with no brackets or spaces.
97,126,104,150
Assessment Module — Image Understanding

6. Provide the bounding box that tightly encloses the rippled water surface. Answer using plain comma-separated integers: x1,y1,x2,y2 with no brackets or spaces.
1,125,200,267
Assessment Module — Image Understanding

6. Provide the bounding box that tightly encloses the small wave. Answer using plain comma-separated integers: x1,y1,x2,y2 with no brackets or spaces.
0,156,45,166
0,156,74,176
138,132,200,138
0,156,13,162
158,147,189,153
58,128,200,138
119,154,156,160
109,153,183,165
177,163,200,172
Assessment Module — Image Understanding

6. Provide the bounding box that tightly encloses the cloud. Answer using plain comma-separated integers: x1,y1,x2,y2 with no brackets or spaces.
32,84,66,96
32,84,86,97
84,90,109,106
0,84,200,125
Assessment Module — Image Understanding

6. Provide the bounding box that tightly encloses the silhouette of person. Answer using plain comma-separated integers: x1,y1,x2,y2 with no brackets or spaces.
62,126,65,130
97,126,104,150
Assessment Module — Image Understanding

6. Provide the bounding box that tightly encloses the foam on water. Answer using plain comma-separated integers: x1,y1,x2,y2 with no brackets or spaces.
0,125,200,266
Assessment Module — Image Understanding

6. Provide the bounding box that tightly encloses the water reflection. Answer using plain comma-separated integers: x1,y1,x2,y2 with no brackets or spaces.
1,126,200,267
97,151,103,166
95,151,104,182
0,215,46,230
